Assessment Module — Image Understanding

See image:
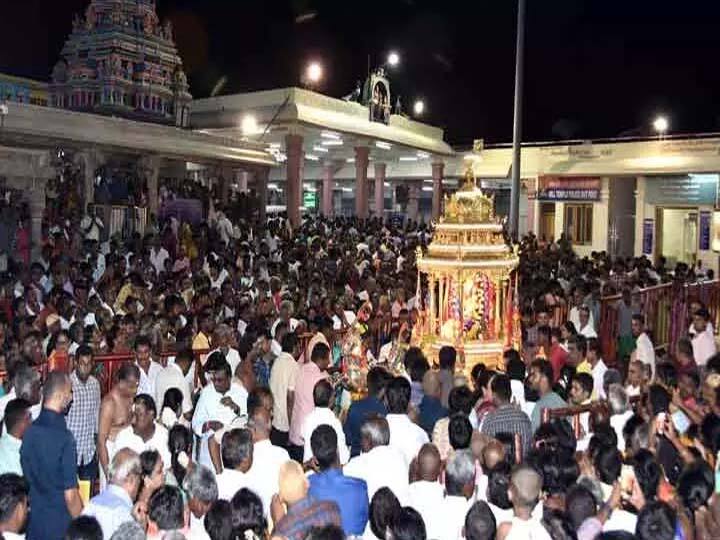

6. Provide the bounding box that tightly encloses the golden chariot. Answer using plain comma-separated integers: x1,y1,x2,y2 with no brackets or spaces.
415,166,521,371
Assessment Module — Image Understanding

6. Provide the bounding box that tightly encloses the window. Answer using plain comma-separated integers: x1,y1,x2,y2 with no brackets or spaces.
564,204,593,245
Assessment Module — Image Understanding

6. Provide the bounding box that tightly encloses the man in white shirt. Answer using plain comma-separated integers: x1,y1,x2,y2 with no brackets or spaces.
269,333,300,448
407,444,445,540
82,448,141,539
209,324,242,377
192,354,249,468
631,314,656,378
148,237,170,276
182,464,218,540
587,338,608,400
496,465,552,540
343,416,408,504
385,377,429,467
0,399,31,476
301,380,349,466
134,336,163,398
215,428,254,500
155,349,194,421
112,394,171,470
246,399,290,519
577,306,598,339
438,450,476,540
80,206,104,243
691,307,717,367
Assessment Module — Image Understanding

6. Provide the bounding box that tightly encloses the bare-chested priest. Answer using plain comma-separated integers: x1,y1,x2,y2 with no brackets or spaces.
98,363,140,486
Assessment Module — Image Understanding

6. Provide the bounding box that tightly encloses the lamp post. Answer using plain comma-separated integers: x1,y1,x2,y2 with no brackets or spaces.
653,115,669,139
302,61,324,89
508,0,526,241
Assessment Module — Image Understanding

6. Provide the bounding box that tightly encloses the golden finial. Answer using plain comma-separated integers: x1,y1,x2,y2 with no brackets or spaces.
462,163,477,191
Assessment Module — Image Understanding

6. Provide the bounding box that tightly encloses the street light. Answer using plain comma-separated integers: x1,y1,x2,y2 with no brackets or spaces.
653,115,669,136
413,99,425,116
387,51,400,67
305,61,323,85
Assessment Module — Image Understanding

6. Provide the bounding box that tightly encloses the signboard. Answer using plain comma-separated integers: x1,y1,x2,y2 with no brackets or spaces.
700,210,712,251
644,174,718,206
642,219,654,255
303,191,317,209
536,176,601,201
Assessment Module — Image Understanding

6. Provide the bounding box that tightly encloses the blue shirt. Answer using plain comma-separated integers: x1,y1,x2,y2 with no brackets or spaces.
308,468,368,535
21,408,78,540
344,396,387,457
418,395,448,435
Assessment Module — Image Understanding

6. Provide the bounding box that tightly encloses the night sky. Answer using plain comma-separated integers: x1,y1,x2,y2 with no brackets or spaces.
3,0,720,145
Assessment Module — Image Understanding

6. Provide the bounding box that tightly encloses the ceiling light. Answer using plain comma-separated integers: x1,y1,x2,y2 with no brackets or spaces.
241,114,259,135
321,131,341,140
268,183,279,190
305,154,319,161
375,141,392,150
313,146,329,153
399,156,418,161
346,157,355,163
321,140,343,146
422,186,434,192
417,151,429,159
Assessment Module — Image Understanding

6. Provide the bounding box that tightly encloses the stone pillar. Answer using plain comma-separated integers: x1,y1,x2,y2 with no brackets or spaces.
285,134,304,228
431,161,444,221
236,170,249,193
140,156,161,217
374,162,386,219
407,182,420,222
354,146,370,219
255,167,269,224
322,164,334,217
76,150,103,208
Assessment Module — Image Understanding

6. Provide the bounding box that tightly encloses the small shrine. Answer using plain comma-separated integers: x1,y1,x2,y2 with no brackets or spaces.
50,0,192,127
415,166,521,371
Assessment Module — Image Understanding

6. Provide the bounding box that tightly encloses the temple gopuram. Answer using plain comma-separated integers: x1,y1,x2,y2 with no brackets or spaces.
415,166,521,371
50,0,192,127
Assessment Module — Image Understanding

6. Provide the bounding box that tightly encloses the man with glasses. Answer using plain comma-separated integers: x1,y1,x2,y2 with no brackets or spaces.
67,345,102,488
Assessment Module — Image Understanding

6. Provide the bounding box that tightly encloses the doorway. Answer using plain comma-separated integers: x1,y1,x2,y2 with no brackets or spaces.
539,203,556,242
657,208,698,267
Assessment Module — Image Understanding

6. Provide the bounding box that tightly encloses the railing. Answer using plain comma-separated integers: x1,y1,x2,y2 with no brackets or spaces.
541,395,642,440
596,279,720,364
89,204,148,241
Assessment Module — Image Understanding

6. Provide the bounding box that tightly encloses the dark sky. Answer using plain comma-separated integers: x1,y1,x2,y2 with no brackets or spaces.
3,0,720,145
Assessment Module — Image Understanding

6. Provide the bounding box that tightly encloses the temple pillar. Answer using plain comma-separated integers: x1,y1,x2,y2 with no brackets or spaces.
285,134,304,228
235,170,249,193
254,166,269,224
374,162,386,219
76,149,104,208
431,161,444,221
140,155,161,217
407,181,420,222
354,146,370,219
322,163,334,217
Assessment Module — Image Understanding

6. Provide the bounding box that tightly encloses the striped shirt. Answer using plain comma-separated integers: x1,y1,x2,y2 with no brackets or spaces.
66,372,101,465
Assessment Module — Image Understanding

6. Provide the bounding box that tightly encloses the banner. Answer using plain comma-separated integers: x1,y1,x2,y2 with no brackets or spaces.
642,219,654,255
536,176,601,201
700,211,711,251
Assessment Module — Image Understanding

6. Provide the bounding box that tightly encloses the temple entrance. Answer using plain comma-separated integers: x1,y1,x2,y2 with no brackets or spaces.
657,207,698,267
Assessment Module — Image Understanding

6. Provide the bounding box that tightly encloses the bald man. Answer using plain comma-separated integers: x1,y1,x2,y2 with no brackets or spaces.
496,465,552,540
272,461,341,540
246,403,290,520
418,371,448,435
407,444,444,540
482,439,507,471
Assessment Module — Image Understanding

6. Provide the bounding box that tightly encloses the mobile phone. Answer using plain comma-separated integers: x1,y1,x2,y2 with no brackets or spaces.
656,412,667,435
671,410,691,435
